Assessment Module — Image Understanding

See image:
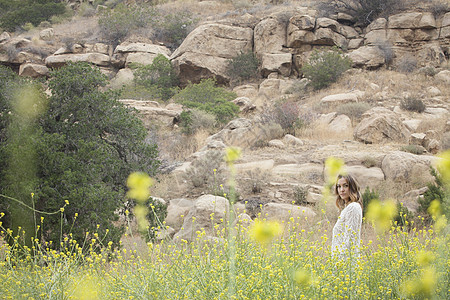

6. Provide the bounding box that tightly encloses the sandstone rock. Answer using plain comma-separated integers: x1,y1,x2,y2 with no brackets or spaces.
381,151,435,182
39,28,54,41
367,18,387,31
348,38,363,49
232,97,256,113
316,17,340,31
354,107,410,143
174,195,229,241
165,198,194,231
320,92,359,104
119,99,181,127
387,29,415,44
283,134,304,146
45,53,110,68
287,28,315,47
261,53,292,77
115,42,171,57
426,86,441,96
232,213,253,228
410,133,426,145
254,17,286,55
234,160,275,173
0,32,10,43
424,107,449,117
348,46,385,68
339,25,359,39
233,84,259,99
435,70,450,85
364,30,387,45
329,114,352,133
388,12,433,29
401,187,428,212
125,52,161,66
206,118,283,149
312,28,348,48
19,63,49,77
261,203,316,221
171,23,253,85
289,14,315,30
272,163,323,182
86,43,110,55
268,139,285,149
403,119,422,132
345,165,384,189
258,78,294,101
109,68,134,88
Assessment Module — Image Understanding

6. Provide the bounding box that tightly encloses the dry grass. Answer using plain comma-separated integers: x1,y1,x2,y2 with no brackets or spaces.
297,121,353,142
417,116,447,133
157,128,211,162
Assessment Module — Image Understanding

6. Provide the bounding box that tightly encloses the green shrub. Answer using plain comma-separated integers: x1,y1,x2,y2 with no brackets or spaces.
336,102,371,121
98,4,156,45
301,47,352,90
226,51,260,83
394,202,414,229
174,78,239,124
400,144,425,155
150,9,197,50
0,0,66,31
179,108,217,135
133,54,179,101
418,168,445,222
362,187,379,218
418,66,437,77
129,196,168,242
400,96,425,113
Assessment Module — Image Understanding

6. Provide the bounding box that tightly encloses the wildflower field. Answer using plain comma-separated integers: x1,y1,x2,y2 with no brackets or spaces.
0,153,449,300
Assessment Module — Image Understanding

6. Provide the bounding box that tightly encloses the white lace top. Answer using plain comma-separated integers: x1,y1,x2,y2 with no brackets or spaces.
331,202,362,259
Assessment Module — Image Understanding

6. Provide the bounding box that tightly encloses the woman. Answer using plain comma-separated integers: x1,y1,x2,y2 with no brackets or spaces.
331,174,363,260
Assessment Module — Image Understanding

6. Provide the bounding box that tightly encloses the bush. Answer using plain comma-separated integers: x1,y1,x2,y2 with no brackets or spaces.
400,96,426,113
336,102,371,121
301,47,352,90
132,54,179,101
394,202,414,229
329,0,406,26
400,144,425,155
239,169,270,195
418,66,438,77
226,51,260,83
293,186,308,205
0,0,66,31
183,150,227,193
129,196,168,242
174,78,239,124
98,4,156,45
179,109,217,135
418,168,445,222
397,55,417,73
361,187,379,218
150,9,197,50
261,100,302,135
0,62,160,249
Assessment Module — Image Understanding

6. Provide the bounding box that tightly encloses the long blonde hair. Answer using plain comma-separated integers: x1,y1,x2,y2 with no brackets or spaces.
335,174,363,210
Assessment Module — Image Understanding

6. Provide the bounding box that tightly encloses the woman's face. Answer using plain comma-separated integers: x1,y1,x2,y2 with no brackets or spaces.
336,177,350,201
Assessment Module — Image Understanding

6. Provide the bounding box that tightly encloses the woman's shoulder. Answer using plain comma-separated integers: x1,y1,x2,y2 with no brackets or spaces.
345,202,362,213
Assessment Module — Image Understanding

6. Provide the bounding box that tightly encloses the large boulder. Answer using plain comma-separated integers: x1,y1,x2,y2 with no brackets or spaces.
261,203,316,221
119,100,182,127
206,118,283,149
381,151,436,182
19,63,49,77
114,42,171,66
171,23,253,86
173,195,230,241
254,17,286,55
348,46,386,68
45,53,110,68
354,107,410,144
345,165,385,189
165,198,194,231
260,53,292,77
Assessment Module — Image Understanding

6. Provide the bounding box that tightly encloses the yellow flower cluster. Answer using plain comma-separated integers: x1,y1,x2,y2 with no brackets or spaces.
365,199,397,234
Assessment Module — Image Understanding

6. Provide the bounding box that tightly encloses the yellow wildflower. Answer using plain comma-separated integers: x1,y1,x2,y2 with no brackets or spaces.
325,157,345,183
427,200,442,218
437,150,450,184
126,172,153,203
293,269,312,286
366,199,397,233
249,220,282,246
224,147,241,165
416,250,435,267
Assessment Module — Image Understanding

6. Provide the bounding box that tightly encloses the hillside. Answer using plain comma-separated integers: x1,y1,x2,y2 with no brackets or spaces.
0,0,449,240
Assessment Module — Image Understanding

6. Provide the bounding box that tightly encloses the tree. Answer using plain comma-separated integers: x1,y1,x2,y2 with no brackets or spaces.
0,62,160,249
